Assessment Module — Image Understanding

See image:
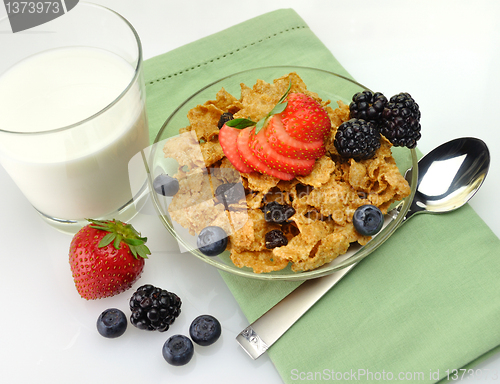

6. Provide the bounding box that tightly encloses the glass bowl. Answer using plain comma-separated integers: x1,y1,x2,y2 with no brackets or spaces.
148,66,418,281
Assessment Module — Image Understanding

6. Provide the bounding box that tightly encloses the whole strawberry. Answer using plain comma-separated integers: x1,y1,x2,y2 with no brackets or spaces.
280,93,331,142
69,219,150,300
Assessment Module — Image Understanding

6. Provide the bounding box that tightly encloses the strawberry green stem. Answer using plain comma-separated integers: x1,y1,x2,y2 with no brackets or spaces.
87,219,150,260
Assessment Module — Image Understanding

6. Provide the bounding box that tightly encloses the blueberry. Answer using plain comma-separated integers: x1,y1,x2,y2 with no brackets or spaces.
189,315,222,346
162,335,194,366
262,201,295,224
215,182,245,209
153,174,179,196
217,112,234,128
353,205,384,236
96,308,127,338
265,229,288,249
197,226,228,256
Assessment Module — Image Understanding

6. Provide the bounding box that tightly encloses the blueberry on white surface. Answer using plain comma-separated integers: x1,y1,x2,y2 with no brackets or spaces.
96,308,128,338
189,315,222,346
162,335,194,366
196,226,228,256
353,205,384,236
153,174,179,196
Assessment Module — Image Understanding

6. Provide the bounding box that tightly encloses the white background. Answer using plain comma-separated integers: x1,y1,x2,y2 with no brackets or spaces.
0,1,499,383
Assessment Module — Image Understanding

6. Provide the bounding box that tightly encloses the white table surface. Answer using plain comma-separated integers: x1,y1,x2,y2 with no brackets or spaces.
1,1,499,383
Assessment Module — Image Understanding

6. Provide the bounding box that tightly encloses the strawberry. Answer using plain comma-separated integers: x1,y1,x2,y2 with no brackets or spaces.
218,124,254,173
265,114,326,160
69,219,150,300
236,127,295,181
281,93,331,142
218,88,332,180
250,116,315,175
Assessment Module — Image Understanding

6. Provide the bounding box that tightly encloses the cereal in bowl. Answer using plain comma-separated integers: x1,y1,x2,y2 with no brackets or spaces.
162,73,412,273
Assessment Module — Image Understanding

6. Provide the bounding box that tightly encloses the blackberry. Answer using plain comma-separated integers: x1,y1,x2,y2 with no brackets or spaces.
379,92,421,148
129,284,181,332
349,90,388,124
334,118,381,160
217,112,234,128
262,201,295,224
265,230,288,249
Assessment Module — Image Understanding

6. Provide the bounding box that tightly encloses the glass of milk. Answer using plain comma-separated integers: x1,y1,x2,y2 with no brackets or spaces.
0,3,150,233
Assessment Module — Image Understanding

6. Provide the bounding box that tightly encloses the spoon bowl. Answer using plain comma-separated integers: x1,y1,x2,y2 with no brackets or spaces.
403,137,490,221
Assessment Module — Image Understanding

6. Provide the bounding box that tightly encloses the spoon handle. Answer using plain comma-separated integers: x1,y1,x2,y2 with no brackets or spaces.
237,261,358,359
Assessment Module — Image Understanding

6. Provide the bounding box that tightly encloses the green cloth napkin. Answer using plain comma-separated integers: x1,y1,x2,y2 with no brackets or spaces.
143,9,500,384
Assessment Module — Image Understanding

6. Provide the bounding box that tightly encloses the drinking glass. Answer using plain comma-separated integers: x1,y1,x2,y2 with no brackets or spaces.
0,2,149,233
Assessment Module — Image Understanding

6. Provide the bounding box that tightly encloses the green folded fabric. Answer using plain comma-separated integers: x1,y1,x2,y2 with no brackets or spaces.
143,9,500,384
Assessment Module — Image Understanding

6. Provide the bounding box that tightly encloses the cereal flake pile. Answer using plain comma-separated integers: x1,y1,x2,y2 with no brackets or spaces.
163,73,411,273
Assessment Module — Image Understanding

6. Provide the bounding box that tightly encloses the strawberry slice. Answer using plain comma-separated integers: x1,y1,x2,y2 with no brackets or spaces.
281,93,331,142
251,118,315,176
265,114,325,160
219,124,254,173
236,127,295,181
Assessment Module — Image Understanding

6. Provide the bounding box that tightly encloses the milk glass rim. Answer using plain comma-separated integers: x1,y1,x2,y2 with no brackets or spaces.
0,2,144,136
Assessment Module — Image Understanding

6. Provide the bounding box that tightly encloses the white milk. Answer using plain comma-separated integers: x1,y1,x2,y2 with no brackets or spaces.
0,47,149,220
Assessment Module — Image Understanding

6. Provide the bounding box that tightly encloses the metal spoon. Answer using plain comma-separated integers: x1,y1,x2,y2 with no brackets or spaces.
403,137,489,220
237,137,490,359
